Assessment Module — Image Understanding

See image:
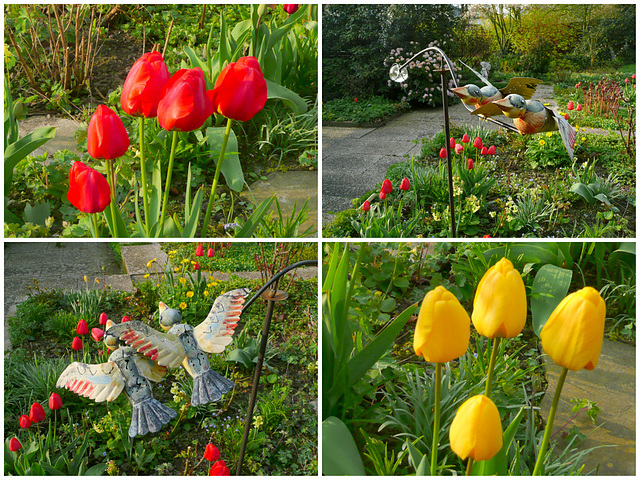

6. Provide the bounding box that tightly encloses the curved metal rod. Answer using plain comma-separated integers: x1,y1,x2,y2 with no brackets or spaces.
393,46,519,133
242,259,318,313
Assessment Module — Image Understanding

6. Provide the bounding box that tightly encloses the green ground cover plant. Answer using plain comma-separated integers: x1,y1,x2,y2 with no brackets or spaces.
5,242,318,475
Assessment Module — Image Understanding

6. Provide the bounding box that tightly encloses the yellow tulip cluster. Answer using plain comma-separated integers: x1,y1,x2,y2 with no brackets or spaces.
413,257,606,468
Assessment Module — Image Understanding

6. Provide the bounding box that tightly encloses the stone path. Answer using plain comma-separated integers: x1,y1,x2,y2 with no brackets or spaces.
4,242,318,351
540,339,635,475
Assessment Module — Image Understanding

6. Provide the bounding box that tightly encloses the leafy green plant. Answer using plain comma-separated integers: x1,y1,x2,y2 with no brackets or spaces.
322,96,408,124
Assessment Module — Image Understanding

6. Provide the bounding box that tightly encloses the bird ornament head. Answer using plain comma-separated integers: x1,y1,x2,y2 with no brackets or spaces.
492,94,527,118
159,301,183,331
451,84,483,105
103,319,119,350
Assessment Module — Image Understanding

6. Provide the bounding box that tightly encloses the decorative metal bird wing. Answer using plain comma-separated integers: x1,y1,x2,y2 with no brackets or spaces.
452,60,543,117
106,288,251,406
56,347,176,437
474,94,576,160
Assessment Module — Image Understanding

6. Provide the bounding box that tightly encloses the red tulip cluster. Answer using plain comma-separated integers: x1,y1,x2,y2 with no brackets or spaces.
12,395,63,452
204,443,230,475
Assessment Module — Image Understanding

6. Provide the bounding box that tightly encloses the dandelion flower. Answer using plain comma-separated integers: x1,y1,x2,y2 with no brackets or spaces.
204,291,209,296
144,273,150,279
187,291,194,298
539,140,545,146
179,277,187,285
179,302,187,309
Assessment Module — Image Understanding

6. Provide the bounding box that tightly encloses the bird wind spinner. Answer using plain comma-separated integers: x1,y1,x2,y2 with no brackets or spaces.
56,288,250,437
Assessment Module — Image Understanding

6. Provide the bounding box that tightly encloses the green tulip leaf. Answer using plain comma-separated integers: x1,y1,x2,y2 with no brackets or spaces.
266,79,307,114
531,264,573,337
234,196,275,237
102,205,130,239
205,127,244,193
4,126,56,194
322,417,366,476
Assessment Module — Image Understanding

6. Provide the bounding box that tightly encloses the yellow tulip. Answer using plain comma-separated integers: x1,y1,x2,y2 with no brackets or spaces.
413,286,470,363
449,394,503,461
540,287,605,371
472,258,527,338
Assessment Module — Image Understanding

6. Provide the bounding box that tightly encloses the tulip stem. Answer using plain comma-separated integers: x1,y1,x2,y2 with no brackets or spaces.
104,159,119,237
532,367,568,476
431,362,441,476
484,337,501,398
201,117,233,238
91,213,100,238
159,130,179,237
466,458,474,476
138,117,150,235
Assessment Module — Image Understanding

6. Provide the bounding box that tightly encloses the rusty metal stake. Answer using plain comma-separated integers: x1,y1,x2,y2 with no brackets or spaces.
235,259,318,475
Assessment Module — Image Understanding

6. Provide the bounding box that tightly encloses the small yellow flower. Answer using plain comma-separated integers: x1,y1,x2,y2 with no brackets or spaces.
169,250,177,255
546,132,553,137
146,260,154,269
95,278,100,284
84,275,88,283
539,140,545,146
179,277,187,285
204,291,209,297
174,267,180,272
183,259,190,264
187,291,194,298
211,281,218,287
582,137,587,142
144,273,150,279
179,302,187,309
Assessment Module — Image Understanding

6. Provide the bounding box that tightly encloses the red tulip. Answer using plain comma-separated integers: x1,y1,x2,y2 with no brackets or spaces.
48,392,63,410
576,104,583,111
207,247,214,257
91,328,105,342
400,177,411,191
362,200,371,211
209,460,230,476
283,4,299,14
99,312,108,325
18,415,32,429
487,145,496,155
381,179,393,194
354,97,358,102
9,437,22,452
455,143,463,154
632,74,636,80
567,100,575,110
449,137,456,149
77,319,89,335
72,336,83,351
468,158,473,170
483,234,491,238
575,82,581,88
204,443,221,462
67,161,111,214
379,191,387,200
564,113,569,120
210,57,267,122
462,133,470,143
158,68,214,132
625,77,629,83
480,146,488,155
121,316,131,323
196,245,204,257
194,262,200,271
121,51,170,118
29,402,46,423
473,137,483,149
87,105,130,160
439,147,447,159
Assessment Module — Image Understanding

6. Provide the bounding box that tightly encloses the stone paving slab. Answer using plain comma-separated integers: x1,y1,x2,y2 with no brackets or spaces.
18,115,82,157
540,338,635,475
121,243,168,275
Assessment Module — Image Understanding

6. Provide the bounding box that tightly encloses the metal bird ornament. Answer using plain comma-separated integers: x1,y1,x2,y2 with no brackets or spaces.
473,94,576,160
105,288,250,406
56,322,177,437
452,61,543,117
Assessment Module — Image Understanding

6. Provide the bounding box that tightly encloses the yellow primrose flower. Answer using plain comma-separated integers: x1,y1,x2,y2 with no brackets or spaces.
179,277,187,285
95,278,100,284
187,291,194,298
169,250,177,255
204,291,209,297
144,273,150,279
546,132,553,137
183,259,190,264
174,267,180,272
539,140,545,146
84,275,88,283
582,137,587,142
146,260,154,269
179,302,187,309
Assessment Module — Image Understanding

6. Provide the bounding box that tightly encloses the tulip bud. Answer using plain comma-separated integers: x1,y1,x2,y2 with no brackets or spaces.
462,133,470,143
473,137,483,149
381,179,393,194
483,234,491,238
72,336,83,351
467,158,473,170
48,392,63,410
19,415,32,429
283,4,299,14
564,113,569,120
400,177,411,191
121,51,170,118
194,262,200,271
207,247,214,257
121,316,131,323
540,287,605,371
439,147,447,159
480,146,488,155
9,437,22,452
576,104,583,111
379,191,387,200
567,100,575,111
472,258,527,339
362,200,371,211
91,328,105,342
204,443,221,462
455,144,463,154
487,145,496,155
209,460,230,476
67,161,111,214
158,68,214,131
196,245,204,257
449,394,503,461
87,105,130,160
77,319,89,335
414,286,470,363
450,137,456,149
99,312,108,325
29,402,46,423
